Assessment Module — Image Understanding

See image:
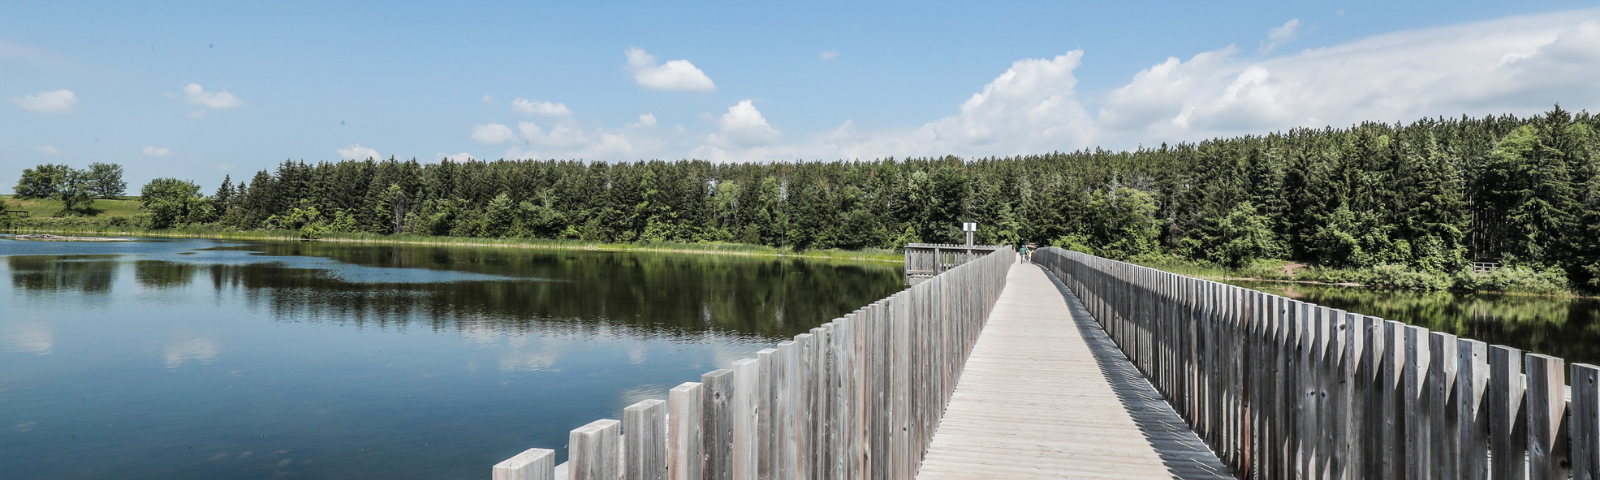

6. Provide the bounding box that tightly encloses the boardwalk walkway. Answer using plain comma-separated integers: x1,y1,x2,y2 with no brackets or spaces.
917,263,1231,479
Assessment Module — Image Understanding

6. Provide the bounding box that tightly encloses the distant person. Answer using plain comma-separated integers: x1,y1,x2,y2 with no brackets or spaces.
1019,243,1030,264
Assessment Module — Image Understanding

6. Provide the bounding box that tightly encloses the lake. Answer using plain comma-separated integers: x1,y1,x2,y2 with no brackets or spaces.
0,237,904,480
1224,280,1600,366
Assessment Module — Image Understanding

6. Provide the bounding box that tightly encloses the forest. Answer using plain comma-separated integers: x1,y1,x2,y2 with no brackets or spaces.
7,107,1598,292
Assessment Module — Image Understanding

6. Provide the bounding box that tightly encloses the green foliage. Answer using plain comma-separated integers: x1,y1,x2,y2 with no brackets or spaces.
15,164,68,199
85,163,126,198
17,107,1597,294
140,178,211,229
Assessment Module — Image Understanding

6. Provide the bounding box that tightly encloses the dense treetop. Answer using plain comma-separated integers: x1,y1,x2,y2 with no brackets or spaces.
15,108,1600,289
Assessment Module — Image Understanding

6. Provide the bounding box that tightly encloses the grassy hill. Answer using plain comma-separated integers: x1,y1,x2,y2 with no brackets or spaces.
1,195,143,218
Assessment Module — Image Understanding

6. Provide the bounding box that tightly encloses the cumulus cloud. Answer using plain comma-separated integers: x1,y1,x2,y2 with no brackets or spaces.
451,10,1600,163
481,94,495,105
143,146,172,156
183,83,243,109
626,48,716,92
34,146,60,155
1090,11,1600,146
707,100,780,148
1261,19,1300,54
437,152,476,162
471,123,517,144
511,98,573,116
820,51,840,60
337,144,381,160
9,89,76,113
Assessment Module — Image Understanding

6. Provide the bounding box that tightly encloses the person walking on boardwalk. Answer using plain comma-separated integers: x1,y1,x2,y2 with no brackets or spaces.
1018,243,1030,264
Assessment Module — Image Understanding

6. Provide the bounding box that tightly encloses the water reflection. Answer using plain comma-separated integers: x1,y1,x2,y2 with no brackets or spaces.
1228,281,1600,366
0,238,903,480
8,255,118,293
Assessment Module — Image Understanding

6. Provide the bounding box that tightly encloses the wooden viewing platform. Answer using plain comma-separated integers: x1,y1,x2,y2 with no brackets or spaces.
918,263,1230,479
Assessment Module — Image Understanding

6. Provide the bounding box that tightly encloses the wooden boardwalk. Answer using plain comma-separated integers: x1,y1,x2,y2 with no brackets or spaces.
917,263,1231,479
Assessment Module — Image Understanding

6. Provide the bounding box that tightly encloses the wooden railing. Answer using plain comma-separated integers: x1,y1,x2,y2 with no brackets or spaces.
1032,246,1598,480
493,248,1016,480
902,243,1006,282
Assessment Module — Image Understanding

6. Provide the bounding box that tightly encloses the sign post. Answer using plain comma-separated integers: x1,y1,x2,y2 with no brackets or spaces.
961,222,977,246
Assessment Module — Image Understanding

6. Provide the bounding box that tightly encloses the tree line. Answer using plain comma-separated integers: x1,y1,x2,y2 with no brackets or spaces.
12,107,1600,289
11,162,126,210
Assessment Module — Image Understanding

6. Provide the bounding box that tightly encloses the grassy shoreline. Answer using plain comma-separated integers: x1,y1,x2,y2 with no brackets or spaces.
2,224,904,263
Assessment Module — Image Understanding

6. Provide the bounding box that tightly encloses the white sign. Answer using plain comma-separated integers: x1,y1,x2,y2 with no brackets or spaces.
961,222,977,232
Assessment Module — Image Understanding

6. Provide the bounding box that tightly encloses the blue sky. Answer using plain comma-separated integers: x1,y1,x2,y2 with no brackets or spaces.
4,1,1600,193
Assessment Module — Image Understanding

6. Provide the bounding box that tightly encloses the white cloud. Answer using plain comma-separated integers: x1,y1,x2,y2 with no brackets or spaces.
9,89,76,113
444,10,1600,163
1261,19,1301,54
625,48,716,92
481,94,495,105
820,51,840,60
511,98,573,116
437,152,476,162
471,123,517,144
337,144,381,160
34,146,60,155
706,100,781,149
143,146,171,156
630,113,657,128
182,83,244,110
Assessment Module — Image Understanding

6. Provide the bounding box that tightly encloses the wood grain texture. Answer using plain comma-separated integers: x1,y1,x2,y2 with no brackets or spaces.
1525,353,1568,480
624,399,667,480
493,448,555,480
916,264,1230,479
571,419,621,480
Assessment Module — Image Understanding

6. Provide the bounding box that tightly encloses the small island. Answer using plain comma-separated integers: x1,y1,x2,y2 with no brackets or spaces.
4,233,131,242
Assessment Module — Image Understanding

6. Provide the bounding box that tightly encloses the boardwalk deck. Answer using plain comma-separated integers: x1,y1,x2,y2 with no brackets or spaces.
917,264,1231,479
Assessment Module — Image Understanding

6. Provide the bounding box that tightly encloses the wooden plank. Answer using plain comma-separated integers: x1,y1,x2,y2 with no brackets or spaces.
1458,339,1490,480
1404,324,1432,480
1324,310,1348,480
704,369,735,480
731,359,759,480
892,289,910,480
792,332,815,480
1381,320,1406,479
625,399,668,480
1525,353,1568,480
1340,312,1367,480
1358,316,1386,479
1427,332,1459,480
494,448,556,480
669,382,704,480
571,419,622,480
1489,345,1527,480
1571,363,1600,480
756,348,779,480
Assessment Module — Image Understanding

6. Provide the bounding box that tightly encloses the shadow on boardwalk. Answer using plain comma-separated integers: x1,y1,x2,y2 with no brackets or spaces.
1041,266,1234,479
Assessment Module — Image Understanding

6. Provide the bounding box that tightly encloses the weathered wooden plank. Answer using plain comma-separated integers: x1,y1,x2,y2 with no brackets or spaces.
571,419,622,480
1572,363,1600,480
1324,310,1348,480
702,368,735,480
1458,339,1490,480
1525,353,1568,480
669,382,704,480
1381,320,1406,479
756,348,779,480
1427,332,1458,480
494,448,556,480
1358,316,1386,479
1489,345,1527,480
792,332,815,480
731,359,759,480
625,399,668,480
1340,312,1368,480
1404,324,1432,480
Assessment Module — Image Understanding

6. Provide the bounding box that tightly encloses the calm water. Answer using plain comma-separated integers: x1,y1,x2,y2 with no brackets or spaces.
0,237,904,480
1225,280,1600,366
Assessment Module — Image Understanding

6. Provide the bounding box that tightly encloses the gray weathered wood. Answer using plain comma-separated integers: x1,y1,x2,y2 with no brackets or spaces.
669,382,704,480
1489,345,1527,480
625,399,667,480
1525,353,1568,480
1458,339,1490,480
1572,363,1600,480
1427,332,1458,480
755,348,778,480
1404,324,1432,480
494,448,556,480
731,359,759,480
703,369,734,480
571,419,622,480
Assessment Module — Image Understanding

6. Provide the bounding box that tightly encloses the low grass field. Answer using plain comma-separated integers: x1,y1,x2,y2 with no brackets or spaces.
0,195,143,218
